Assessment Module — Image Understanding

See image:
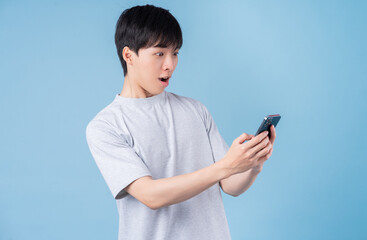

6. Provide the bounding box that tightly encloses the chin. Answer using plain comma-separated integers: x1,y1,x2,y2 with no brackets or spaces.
146,89,162,97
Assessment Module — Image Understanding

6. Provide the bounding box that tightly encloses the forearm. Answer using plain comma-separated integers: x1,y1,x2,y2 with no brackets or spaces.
220,168,261,197
149,161,230,209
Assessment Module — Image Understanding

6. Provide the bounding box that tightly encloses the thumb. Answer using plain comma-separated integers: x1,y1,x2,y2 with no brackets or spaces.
237,133,253,144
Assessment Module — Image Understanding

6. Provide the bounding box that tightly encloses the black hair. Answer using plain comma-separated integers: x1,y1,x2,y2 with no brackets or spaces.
115,4,183,76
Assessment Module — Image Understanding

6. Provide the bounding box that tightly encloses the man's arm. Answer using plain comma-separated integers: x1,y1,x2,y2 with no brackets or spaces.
219,167,261,197
124,160,232,210
126,127,276,209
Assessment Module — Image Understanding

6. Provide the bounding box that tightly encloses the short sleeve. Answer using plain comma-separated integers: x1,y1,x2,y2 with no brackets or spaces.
199,102,230,163
86,120,151,199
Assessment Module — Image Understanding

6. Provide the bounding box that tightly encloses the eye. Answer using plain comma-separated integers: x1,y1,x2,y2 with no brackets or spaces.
174,52,179,56
156,52,164,56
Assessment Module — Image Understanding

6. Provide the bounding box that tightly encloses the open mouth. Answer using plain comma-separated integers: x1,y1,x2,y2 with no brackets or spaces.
159,77,170,82
158,76,170,87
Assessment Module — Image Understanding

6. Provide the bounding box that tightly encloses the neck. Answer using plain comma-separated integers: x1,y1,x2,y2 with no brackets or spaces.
119,74,154,98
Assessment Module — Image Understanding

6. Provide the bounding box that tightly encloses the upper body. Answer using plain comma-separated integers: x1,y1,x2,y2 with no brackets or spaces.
86,90,232,240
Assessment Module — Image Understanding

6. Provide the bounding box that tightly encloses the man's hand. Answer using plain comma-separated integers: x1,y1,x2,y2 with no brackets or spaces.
251,125,277,173
220,129,273,176
217,126,277,196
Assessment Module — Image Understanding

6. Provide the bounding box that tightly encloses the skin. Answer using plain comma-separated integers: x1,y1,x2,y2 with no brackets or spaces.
239,124,277,173
217,125,276,197
119,44,179,98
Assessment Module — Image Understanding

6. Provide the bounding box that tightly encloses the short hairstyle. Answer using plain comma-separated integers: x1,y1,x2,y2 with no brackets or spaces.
115,4,183,76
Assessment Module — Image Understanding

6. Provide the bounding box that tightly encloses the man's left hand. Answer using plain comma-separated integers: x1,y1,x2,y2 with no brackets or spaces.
251,124,277,173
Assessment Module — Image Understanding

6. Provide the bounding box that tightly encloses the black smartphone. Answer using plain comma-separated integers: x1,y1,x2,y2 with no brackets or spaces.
255,114,281,139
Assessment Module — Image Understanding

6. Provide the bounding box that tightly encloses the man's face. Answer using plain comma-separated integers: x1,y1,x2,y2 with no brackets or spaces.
128,45,179,96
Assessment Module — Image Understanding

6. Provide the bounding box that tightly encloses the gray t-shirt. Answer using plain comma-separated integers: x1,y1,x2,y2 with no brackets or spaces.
86,90,231,240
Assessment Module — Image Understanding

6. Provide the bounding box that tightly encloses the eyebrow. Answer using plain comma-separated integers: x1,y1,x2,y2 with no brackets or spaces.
153,43,179,51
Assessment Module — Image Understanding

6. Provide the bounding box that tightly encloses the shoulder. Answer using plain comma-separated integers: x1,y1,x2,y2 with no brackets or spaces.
86,99,124,141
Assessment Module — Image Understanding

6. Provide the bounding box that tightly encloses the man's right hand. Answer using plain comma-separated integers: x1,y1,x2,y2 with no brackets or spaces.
221,131,272,176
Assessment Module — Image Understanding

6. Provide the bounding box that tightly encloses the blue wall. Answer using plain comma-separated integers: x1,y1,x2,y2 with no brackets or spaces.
1,0,366,239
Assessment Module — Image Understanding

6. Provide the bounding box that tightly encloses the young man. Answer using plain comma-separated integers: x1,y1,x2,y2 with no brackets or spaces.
86,4,276,240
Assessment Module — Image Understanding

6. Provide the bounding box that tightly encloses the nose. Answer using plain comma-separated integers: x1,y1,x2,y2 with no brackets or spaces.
162,55,175,71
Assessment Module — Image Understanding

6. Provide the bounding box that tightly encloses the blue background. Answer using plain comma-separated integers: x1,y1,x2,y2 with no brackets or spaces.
1,0,366,239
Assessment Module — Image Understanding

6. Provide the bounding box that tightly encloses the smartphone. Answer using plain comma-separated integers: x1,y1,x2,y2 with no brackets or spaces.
255,114,281,139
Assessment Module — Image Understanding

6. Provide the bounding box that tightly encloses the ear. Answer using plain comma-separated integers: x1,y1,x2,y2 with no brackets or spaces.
122,46,133,65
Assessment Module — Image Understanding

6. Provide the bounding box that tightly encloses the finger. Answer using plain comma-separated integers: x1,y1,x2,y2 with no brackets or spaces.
253,141,272,160
245,132,269,154
247,136,270,157
237,133,253,144
269,145,273,156
244,131,269,149
270,125,276,144
258,145,273,162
